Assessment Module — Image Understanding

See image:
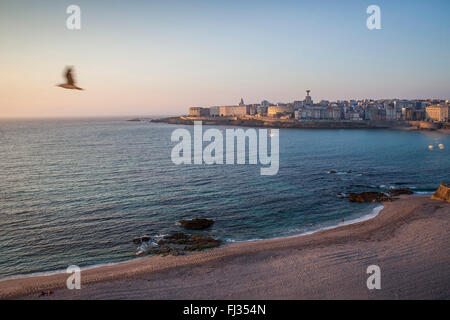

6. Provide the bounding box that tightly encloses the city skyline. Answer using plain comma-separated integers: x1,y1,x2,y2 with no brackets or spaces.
1,0,450,118
187,89,449,123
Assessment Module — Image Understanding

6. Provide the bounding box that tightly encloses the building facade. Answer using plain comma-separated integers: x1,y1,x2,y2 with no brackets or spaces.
426,104,449,122
189,107,210,117
295,106,340,120
209,106,220,117
219,106,249,117
267,105,293,117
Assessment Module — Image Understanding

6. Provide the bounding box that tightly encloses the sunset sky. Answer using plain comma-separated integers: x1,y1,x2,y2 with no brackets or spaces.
1,0,449,118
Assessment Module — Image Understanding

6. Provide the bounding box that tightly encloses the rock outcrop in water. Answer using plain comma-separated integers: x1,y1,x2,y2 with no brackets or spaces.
348,192,392,203
178,218,214,230
431,182,450,202
152,233,222,256
388,189,414,197
159,233,222,250
134,233,222,256
132,236,151,244
348,188,414,203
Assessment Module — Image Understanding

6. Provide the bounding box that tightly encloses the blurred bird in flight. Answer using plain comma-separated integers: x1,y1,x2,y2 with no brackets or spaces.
56,66,83,90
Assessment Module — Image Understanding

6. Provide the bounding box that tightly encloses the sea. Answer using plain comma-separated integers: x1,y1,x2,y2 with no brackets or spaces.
0,117,449,279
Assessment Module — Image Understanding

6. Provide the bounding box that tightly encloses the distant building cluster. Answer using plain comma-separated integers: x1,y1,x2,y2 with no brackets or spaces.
188,91,450,123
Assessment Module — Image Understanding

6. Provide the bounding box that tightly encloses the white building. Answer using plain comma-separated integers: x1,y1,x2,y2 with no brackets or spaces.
219,106,249,117
426,104,449,122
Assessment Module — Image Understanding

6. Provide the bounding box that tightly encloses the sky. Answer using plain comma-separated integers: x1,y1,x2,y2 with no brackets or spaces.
0,0,449,118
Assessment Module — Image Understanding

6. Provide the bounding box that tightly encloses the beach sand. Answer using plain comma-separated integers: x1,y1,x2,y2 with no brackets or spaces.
1,195,449,300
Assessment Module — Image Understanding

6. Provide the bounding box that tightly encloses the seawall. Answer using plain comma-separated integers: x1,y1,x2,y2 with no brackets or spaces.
151,117,413,129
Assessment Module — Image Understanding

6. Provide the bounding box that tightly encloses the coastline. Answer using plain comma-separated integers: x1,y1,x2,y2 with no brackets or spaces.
1,195,449,299
0,204,384,283
148,116,450,133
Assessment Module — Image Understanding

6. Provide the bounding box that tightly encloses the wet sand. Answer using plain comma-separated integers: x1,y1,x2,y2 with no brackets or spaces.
1,195,449,300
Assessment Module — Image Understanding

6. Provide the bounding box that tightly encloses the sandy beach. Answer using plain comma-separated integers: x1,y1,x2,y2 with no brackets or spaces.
1,195,449,300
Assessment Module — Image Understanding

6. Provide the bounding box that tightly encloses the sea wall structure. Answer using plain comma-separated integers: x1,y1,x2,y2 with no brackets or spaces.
153,117,412,129
431,182,450,202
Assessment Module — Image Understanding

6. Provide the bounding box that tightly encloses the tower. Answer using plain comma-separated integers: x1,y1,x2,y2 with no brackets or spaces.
305,90,312,106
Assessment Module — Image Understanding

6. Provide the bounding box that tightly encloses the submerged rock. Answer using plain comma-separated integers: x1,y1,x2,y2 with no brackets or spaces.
135,232,222,257
158,233,222,251
348,192,392,203
178,218,215,230
431,182,450,202
388,189,413,196
348,188,414,203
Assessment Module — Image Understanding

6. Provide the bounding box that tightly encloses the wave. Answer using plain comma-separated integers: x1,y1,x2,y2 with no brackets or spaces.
414,191,434,195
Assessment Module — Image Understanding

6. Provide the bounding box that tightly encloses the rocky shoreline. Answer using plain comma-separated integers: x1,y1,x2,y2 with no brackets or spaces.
133,218,220,257
130,186,439,258
146,116,450,131
150,117,409,129
347,189,414,203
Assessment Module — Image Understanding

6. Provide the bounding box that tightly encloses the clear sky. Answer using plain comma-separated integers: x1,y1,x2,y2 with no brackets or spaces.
0,0,449,118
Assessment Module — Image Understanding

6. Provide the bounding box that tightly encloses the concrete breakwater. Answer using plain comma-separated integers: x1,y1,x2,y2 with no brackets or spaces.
408,121,443,130
151,117,413,129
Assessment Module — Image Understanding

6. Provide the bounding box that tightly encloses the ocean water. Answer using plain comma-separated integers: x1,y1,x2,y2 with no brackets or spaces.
0,118,449,279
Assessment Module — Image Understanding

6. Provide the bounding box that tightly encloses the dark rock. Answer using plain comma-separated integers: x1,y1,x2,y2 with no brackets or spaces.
348,192,391,203
348,188,415,203
187,235,222,251
132,237,142,244
163,232,190,241
157,232,222,253
178,218,214,230
329,170,337,174
388,189,413,196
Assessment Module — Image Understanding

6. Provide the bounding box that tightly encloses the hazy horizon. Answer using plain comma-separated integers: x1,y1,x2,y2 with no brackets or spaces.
0,95,448,120
1,0,449,118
